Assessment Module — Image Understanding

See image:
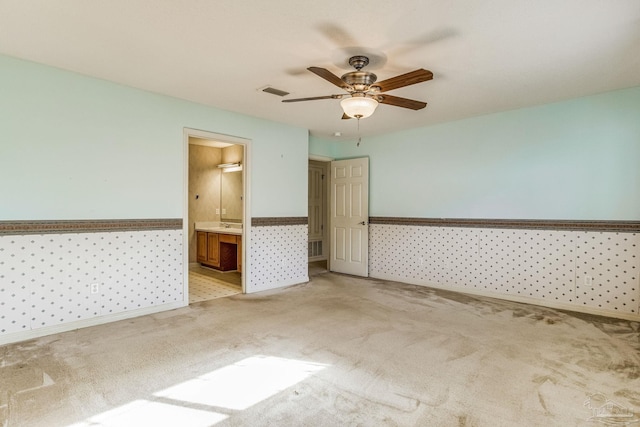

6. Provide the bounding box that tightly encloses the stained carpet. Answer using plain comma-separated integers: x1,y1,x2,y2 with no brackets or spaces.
1,273,639,426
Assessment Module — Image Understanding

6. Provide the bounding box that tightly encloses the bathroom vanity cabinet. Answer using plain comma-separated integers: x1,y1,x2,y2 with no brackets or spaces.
196,231,242,272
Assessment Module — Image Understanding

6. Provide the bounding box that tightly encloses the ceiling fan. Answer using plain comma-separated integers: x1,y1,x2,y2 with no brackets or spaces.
283,55,433,120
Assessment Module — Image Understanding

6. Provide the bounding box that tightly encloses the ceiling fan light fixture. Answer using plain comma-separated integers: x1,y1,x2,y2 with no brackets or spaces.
340,96,379,119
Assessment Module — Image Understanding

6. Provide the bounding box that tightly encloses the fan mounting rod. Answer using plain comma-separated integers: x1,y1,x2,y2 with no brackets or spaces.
342,56,377,89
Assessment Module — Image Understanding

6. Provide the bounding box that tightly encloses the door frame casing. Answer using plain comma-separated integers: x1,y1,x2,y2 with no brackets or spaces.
308,154,334,269
183,128,251,299
308,159,329,262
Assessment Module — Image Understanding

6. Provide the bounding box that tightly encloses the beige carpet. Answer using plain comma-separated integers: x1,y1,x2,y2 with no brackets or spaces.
1,273,639,426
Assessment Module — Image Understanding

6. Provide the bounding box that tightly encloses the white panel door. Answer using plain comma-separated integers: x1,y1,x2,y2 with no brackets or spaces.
330,157,369,277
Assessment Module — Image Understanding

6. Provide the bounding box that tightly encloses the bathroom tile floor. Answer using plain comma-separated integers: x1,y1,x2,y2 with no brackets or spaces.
189,266,241,303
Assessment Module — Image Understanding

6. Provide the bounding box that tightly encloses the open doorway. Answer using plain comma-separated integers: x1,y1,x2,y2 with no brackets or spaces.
308,158,330,277
185,130,249,303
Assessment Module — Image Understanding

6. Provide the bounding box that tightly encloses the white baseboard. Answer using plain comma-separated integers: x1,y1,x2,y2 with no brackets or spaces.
0,301,187,346
247,275,310,294
370,272,640,322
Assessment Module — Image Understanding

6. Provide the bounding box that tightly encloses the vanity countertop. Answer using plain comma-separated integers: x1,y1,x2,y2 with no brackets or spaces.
195,222,242,235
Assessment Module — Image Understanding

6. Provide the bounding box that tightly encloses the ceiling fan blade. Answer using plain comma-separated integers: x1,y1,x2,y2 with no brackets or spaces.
282,94,344,103
378,94,427,110
374,69,433,92
308,67,349,89
341,113,352,120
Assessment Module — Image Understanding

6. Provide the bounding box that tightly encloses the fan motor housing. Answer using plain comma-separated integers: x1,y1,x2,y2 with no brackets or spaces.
341,71,377,88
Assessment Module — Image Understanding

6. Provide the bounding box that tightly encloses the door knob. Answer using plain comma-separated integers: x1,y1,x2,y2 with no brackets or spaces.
358,221,367,225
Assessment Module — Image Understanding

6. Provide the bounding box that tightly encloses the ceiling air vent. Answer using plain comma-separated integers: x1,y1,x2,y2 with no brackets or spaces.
261,86,290,97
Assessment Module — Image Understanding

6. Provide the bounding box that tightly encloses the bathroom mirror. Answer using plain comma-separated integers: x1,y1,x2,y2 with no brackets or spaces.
221,170,243,221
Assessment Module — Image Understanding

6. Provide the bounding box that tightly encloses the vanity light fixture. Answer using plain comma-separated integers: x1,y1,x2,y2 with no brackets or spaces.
217,162,243,173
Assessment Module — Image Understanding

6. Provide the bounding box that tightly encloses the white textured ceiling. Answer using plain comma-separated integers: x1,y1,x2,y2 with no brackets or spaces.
1,0,639,140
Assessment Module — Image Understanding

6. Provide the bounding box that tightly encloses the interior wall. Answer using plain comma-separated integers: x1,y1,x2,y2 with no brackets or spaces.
188,144,222,263
309,136,339,159
0,54,308,220
0,53,309,344
0,228,184,339
370,224,639,321
320,86,640,220
250,224,308,292
309,85,640,320
222,144,243,164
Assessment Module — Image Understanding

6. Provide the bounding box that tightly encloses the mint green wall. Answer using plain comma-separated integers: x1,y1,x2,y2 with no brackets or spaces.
316,87,640,220
0,55,308,220
309,136,339,159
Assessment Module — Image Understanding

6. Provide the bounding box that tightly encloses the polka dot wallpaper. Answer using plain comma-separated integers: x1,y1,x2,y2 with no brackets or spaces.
2,220,636,340
0,230,183,336
370,225,639,317
249,224,308,292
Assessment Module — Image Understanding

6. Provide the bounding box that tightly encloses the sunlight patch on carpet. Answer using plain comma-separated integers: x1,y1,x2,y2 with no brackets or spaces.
65,355,326,427
66,399,227,427
155,355,327,410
